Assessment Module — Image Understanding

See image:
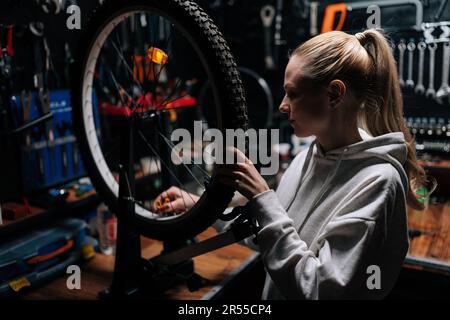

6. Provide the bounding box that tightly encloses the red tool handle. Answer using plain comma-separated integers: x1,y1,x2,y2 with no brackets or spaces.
6,25,14,57
26,239,74,265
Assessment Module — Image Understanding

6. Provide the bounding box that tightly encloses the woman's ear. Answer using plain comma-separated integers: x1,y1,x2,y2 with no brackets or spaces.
327,79,346,109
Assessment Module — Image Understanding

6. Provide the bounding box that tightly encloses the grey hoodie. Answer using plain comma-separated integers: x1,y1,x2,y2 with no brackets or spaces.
213,127,410,299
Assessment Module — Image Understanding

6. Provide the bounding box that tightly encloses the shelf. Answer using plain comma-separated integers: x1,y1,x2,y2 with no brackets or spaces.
0,191,101,241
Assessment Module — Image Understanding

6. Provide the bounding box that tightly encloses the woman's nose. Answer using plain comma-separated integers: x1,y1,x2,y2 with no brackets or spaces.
279,100,289,114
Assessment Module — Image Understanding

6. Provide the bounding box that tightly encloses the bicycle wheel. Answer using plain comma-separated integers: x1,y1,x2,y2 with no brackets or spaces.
71,0,248,240
199,67,273,130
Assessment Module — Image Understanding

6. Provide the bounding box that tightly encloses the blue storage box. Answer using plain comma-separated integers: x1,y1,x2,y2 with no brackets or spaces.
0,218,90,297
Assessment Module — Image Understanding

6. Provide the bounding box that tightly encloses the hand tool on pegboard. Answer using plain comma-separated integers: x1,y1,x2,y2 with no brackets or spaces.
406,40,416,89
31,21,54,183
426,43,437,98
260,4,276,70
436,42,450,104
398,42,407,87
273,0,286,67
414,41,426,94
56,120,70,178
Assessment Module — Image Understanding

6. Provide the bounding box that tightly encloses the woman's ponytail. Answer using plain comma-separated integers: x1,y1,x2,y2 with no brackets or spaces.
356,29,428,210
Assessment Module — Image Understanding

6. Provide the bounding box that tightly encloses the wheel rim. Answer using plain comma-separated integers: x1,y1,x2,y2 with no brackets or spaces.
80,8,225,223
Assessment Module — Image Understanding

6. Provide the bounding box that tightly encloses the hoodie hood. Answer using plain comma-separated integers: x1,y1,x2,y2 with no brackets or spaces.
316,128,407,162
303,127,407,188
287,127,409,218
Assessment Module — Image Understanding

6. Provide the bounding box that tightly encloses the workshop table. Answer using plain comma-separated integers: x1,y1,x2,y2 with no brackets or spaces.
405,202,450,275
23,227,258,300
20,202,450,299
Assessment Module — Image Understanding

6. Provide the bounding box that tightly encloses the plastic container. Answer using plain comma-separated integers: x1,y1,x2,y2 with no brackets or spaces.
96,203,117,255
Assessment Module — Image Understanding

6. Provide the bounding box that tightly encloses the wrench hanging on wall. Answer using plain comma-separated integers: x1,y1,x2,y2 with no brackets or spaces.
389,40,396,55
426,43,437,98
414,41,426,94
273,0,286,67
310,2,319,36
31,23,45,183
398,42,406,87
260,5,276,70
436,42,450,103
406,41,416,89
31,21,55,182
20,91,32,147
72,125,79,175
56,121,69,177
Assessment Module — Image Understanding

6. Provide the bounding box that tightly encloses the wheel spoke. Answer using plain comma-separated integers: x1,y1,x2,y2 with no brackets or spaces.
152,22,174,87
160,92,190,108
110,34,144,95
147,152,188,215
160,77,183,107
144,14,159,89
109,70,132,104
156,130,210,178
154,128,204,188
137,129,198,206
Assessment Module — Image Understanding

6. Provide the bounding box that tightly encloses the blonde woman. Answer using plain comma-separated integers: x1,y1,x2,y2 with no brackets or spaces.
153,29,427,299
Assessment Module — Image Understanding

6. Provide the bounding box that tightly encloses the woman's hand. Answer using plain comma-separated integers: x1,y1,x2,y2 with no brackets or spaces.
216,148,270,199
151,186,199,214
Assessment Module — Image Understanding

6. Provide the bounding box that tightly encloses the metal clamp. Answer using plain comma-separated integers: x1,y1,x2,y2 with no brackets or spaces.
422,22,450,44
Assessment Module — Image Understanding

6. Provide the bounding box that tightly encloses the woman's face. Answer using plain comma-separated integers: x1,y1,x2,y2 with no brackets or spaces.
279,55,331,137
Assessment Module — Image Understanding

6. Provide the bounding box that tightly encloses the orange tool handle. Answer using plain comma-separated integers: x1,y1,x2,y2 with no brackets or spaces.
321,3,347,33
155,196,171,210
26,239,74,265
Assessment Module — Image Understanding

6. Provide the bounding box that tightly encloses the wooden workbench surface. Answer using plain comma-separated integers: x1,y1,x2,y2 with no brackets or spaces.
21,201,450,299
406,202,450,274
24,227,256,300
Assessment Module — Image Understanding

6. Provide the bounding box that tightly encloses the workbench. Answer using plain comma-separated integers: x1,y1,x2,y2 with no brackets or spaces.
16,187,450,299
405,201,450,275
405,159,450,275
23,227,260,300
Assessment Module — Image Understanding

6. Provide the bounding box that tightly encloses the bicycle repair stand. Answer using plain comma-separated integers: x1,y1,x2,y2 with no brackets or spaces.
99,114,260,299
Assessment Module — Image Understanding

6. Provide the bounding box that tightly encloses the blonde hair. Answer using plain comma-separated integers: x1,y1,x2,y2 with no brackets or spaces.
292,29,427,210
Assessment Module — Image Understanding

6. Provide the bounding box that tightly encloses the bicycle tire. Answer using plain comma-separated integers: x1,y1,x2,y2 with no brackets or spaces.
70,0,248,240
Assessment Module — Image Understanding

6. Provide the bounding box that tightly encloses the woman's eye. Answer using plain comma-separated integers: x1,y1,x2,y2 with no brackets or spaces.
286,91,295,98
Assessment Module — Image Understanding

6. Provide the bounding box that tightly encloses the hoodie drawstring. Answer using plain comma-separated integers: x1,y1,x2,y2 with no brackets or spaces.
287,141,349,233
285,139,317,212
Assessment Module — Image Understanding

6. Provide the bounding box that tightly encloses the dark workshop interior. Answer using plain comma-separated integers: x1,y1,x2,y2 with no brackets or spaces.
0,0,449,303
